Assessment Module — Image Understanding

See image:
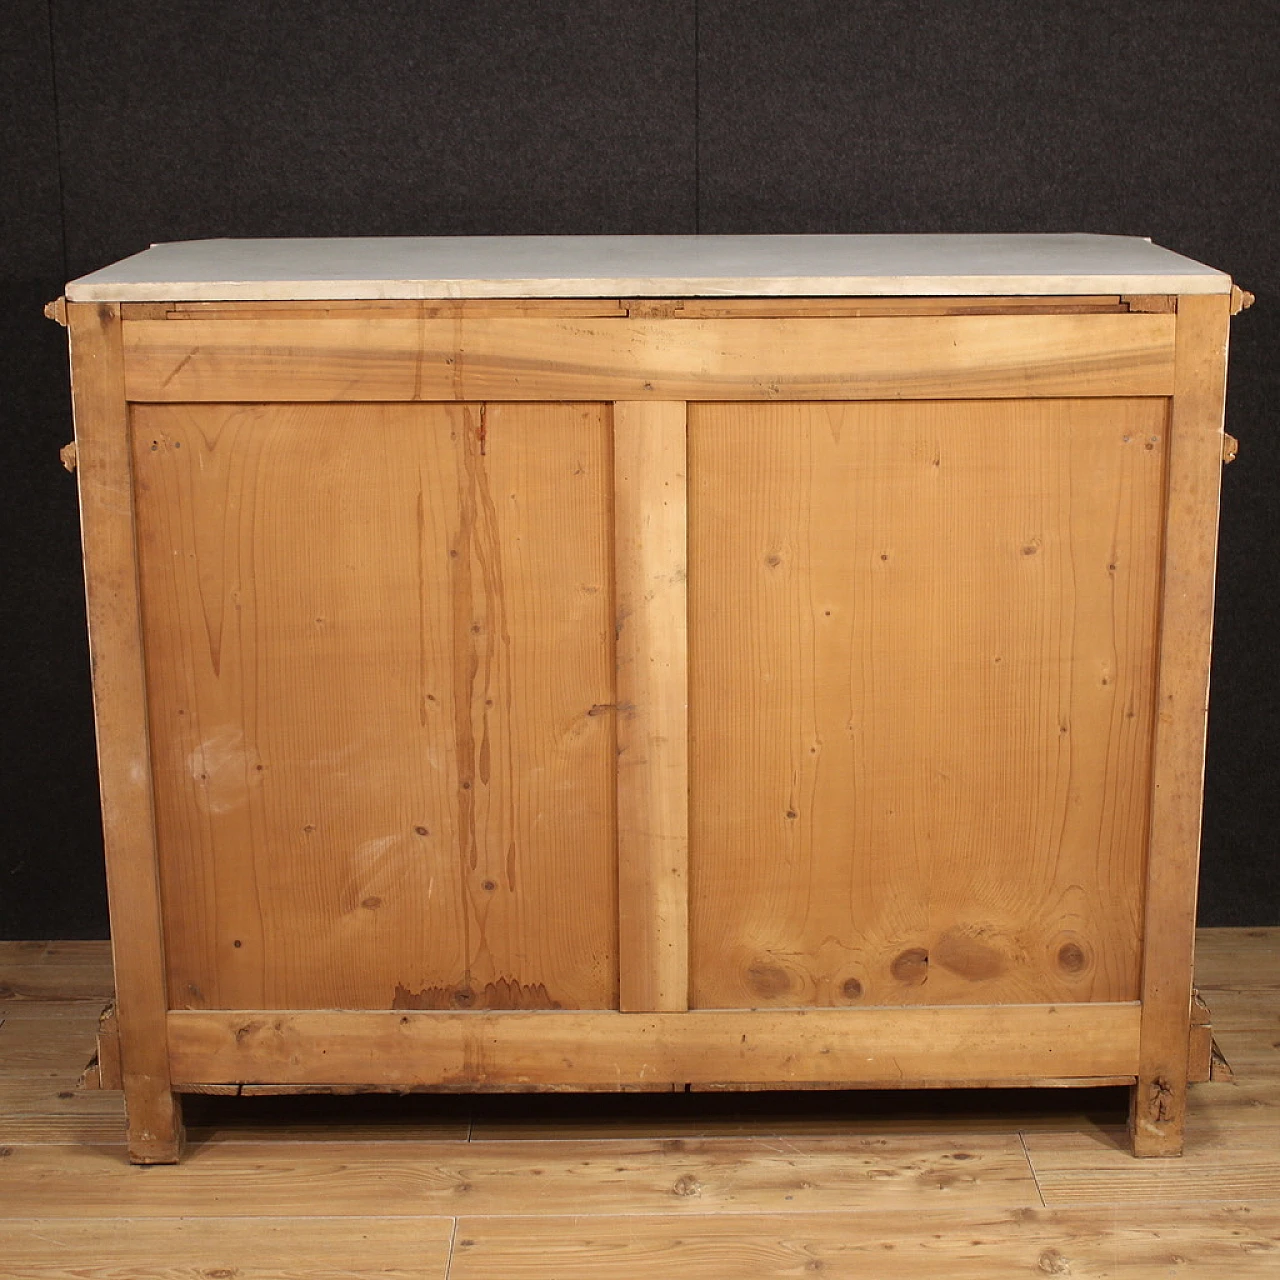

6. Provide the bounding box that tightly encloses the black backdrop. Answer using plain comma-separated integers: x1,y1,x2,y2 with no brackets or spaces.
2,2,1276,937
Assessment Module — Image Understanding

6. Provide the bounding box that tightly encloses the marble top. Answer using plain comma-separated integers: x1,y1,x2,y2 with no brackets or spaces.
64,234,1231,302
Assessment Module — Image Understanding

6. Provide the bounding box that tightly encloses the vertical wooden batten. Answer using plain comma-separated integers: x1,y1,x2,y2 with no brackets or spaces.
1129,292,1233,1156
613,401,690,1012
66,301,184,1162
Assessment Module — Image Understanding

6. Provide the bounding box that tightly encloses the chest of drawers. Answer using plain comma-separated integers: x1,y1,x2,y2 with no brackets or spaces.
59,234,1239,1161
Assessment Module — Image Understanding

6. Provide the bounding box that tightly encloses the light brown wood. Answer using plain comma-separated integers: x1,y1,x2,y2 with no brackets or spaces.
1121,294,1178,313
4,928,1280,1272
0,1216,456,1278
0,1134,1041,1217
1230,285,1255,315
0,1086,126,1149
1194,927,1280,1032
688,398,1165,1009
120,313,1177,402
131,401,617,1012
614,401,690,1013
120,294,1133,321
0,1010,103,1077
66,301,183,1164
164,1004,1142,1086
34,940,115,964
446,1206,1280,1279
1130,293,1232,1157
65,265,1238,1161
0,964,113,1004
95,1003,122,1089
1029,1125,1280,1204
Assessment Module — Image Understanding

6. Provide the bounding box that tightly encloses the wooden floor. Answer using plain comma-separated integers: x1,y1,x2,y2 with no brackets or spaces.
1,929,1277,1277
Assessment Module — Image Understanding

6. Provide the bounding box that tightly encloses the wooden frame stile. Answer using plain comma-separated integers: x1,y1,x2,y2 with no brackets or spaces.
67,301,184,1163
1129,293,1233,1156
613,401,690,1012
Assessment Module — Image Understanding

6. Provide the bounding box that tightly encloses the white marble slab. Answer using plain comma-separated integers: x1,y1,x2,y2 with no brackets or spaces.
64,234,1231,301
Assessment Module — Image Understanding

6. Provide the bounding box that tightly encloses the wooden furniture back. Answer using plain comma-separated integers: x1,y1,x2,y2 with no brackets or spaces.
62,287,1234,1160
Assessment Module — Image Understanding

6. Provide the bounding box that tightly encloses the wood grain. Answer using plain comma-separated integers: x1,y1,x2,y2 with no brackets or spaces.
1,929,1278,1272
688,399,1166,1009
1194,927,1280,1031
0,1134,1039,1218
165,1004,1141,1086
0,942,112,966
614,401,690,1012
131,401,616,1012
66,301,183,1163
1028,1125,1280,1204
120,294,1134,321
1130,293,1232,1156
0,1216,454,1279
121,314,1177,402
447,1205,1280,1279
0,1079,125,1147
0,1011,101,1077
0,965,113,1005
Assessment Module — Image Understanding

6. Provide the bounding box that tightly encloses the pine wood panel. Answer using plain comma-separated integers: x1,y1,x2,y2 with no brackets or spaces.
614,401,690,1012
164,1004,1141,1086
0,1134,1039,1218
120,314,1177,402
65,301,183,1164
688,398,1166,1010
131,401,616,1011
1130,293,1233,1155
0,1216,455,1279
446,1206,1280,1279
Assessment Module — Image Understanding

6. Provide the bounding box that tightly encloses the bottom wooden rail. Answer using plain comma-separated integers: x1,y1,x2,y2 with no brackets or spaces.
166,1004,1142,1089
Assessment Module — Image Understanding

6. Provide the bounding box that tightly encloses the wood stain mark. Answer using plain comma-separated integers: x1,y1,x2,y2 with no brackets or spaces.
392,978,561,1011
932,927,1008,982
452,406,518,926
745,963,792,998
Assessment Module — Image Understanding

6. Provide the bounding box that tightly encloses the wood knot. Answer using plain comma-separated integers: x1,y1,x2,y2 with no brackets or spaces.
890,948,929,985
1037,1249,1071,1275
1057,941,1088,974
841,976,864,1001
672,1173,702,1197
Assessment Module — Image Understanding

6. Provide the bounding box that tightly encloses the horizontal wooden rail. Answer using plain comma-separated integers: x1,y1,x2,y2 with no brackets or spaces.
167,1004,1142,1087
121,313,1177,402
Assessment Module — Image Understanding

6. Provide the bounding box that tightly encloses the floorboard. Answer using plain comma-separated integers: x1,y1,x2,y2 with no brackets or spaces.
0,929,1273,1277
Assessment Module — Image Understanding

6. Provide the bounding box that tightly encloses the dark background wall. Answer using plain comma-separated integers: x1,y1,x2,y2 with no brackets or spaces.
2,2,1276,936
